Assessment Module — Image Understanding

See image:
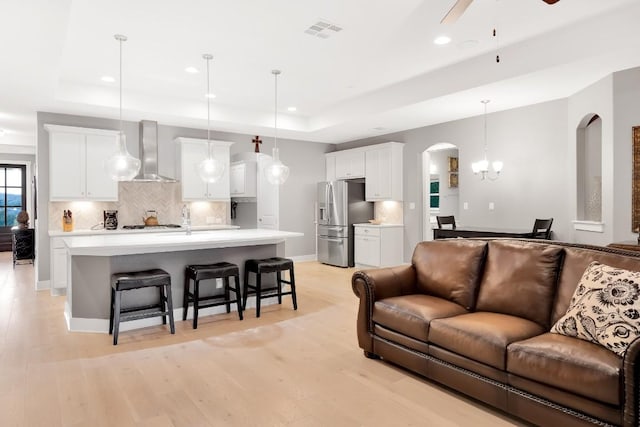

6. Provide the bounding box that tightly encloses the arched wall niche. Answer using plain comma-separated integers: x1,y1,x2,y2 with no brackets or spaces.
576,113,602,223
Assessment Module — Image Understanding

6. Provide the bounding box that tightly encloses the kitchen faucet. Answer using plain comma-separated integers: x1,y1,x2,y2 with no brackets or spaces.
181,204,191,235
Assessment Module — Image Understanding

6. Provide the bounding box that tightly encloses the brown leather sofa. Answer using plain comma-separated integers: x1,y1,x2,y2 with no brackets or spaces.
352,239,640,427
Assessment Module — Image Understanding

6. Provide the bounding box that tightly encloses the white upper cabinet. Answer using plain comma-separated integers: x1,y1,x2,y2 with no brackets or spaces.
365,142,403,201
325,154,336,182
230,161,257,197
325,149,365,181
335,150,365,179
175,137,233,201
46,125,119,201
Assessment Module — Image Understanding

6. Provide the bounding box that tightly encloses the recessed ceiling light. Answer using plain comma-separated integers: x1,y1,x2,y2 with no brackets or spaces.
433,35,452,45
287,107,297,112
185,66,199,74
205,93,216,99
101,75,115,83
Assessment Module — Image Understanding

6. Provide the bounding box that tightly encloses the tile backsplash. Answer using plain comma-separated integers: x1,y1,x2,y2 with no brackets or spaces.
374,201,403,224
49,182,227,231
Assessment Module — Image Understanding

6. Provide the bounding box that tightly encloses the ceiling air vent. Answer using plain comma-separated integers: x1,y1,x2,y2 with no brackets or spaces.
304,20,343,39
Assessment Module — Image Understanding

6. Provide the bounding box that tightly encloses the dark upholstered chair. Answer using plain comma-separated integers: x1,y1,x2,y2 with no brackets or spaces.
436,215,456,230
531,218,553,239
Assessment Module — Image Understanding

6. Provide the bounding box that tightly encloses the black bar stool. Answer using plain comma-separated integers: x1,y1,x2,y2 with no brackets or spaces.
243,257,297,318
109,268,175,345
183,262,243,328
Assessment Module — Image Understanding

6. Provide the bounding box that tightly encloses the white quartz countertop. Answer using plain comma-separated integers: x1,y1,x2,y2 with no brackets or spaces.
62,228,303,256
49,224,239,237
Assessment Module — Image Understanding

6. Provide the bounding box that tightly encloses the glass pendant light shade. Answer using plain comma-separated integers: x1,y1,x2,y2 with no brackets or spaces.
197,146,225,183
105,34,141,181
106,133,141,181
197,53,225,183
264,69,289,185
265,147,290,185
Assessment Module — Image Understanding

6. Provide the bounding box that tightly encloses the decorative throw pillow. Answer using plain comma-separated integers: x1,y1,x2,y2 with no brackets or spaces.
551,261,640,356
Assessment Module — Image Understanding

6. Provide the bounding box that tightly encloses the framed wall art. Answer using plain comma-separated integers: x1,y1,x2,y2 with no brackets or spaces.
448,156,458,172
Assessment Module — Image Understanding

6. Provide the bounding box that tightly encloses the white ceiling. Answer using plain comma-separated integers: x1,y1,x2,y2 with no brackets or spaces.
1,0,639,151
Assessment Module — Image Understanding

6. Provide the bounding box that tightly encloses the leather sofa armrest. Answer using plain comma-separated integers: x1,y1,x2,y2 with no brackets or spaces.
352,265,417,354
623,336,640,427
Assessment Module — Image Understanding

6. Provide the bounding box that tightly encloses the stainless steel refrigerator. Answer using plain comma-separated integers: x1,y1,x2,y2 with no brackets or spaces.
317,180,373,267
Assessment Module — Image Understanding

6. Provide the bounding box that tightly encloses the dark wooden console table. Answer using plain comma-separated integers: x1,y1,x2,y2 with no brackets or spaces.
433,227,532,240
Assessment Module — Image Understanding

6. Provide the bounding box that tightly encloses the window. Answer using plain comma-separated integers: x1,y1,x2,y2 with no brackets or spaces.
430,179,440,209
0,165,26,227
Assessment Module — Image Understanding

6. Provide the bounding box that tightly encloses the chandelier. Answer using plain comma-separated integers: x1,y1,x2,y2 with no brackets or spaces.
471,100,503,180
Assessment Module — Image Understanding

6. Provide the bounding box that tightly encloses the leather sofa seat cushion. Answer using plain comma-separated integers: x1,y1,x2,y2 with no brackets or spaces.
476,241,563,328
373,295,468,342
507,333,622,406
429,312,545,370
412,240,487,310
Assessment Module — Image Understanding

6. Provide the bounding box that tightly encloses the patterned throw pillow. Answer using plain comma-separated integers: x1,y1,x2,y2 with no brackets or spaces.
550,261,640,356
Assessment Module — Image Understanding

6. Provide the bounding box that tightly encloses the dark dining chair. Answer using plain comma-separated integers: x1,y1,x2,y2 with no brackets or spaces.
531,218,553,239
436,215,456,230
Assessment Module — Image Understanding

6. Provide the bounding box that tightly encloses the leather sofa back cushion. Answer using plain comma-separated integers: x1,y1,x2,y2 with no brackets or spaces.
552,247,640,325
412,240,487,310
476,241,563,327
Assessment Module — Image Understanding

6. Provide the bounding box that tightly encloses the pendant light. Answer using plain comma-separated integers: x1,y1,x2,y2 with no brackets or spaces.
471,100,503,181
264,69,290,185
105,34,141,181
196,54,225,183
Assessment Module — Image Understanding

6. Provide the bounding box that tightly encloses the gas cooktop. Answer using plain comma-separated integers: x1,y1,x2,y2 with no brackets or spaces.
122,224,182,230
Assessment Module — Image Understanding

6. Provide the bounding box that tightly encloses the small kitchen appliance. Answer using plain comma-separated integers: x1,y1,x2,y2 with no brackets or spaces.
103,210,118,230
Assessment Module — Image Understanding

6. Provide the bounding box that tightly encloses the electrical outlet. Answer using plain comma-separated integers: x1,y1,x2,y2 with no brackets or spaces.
216,278,223,289
463,202,469,210
409,202,415,210
489,202,495,210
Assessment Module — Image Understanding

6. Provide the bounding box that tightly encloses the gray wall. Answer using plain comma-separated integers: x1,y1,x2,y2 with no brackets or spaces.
37,112,330,283
612,67,640,242
339,99,571,260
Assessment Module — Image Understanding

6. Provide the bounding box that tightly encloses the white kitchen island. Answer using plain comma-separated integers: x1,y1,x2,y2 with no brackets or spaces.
61,228,303,332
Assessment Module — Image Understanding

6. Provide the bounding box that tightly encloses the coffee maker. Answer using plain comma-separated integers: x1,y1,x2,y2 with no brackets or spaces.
103,210,118,230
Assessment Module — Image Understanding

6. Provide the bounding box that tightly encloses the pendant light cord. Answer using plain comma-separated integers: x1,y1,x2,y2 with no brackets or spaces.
272,70,280,149
482,99,489,162
206,56,211,143
119,38,122,130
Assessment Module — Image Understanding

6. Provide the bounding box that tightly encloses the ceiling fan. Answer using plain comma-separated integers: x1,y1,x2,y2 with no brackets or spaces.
441,0,560,24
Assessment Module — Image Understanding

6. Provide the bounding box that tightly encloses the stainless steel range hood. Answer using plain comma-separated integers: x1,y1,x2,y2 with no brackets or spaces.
132,120,177,182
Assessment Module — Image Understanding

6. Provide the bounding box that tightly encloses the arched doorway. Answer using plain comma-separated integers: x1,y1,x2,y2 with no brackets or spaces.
422,143,459,241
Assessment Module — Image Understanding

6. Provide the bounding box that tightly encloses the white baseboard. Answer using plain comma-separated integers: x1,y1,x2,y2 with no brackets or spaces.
66,296,279,333
36,280,51,291
290,254,316,262
51,288,66,296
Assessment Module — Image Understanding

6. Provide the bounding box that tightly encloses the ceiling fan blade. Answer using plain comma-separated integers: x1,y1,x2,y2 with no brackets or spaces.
542,0,560,4
441,0,474,24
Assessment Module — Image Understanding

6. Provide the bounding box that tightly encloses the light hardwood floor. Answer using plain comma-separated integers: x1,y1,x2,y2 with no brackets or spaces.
0,252,522,426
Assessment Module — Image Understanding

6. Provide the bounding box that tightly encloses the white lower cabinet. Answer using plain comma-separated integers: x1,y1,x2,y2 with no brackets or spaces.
50,237,68,295
354,225,403,268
